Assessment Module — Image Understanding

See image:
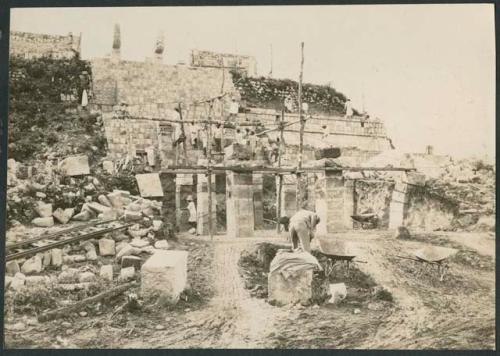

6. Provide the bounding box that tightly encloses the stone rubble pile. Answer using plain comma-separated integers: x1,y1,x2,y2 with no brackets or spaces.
5,153,190,305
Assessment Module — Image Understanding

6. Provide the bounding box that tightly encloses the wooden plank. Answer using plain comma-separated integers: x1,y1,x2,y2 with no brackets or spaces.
38,282,137,322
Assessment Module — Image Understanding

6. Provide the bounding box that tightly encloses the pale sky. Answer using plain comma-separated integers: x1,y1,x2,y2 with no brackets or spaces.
11,4,495,159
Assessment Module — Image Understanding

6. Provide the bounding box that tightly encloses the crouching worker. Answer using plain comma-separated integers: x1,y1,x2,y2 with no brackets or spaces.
289,209,321,253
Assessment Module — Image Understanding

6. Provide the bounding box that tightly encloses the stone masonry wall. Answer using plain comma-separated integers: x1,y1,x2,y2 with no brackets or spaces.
91,58,236,115
10,31,81,59
233,111,391,152
191,49,257,77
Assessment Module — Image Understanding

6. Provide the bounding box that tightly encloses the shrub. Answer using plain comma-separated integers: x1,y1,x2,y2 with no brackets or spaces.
231,70,350,115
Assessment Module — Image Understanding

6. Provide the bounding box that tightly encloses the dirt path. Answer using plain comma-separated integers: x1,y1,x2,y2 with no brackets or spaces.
5,232,494,349
348,233,495,349
116,238,283,348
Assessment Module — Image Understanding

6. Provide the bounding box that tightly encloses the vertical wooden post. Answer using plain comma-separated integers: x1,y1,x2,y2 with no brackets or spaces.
296,42,305,211
276,102,285,233
207,100,214,240
177,103,188,164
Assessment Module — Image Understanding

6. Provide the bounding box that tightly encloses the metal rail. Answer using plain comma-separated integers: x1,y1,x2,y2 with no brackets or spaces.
6,223,133,262
6,219,116,250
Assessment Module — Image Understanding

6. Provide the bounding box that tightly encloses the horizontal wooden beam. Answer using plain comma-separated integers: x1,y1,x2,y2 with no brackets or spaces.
161,165,416,174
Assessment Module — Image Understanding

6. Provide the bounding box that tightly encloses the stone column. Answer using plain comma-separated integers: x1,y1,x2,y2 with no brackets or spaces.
306,173,317,211
196,173,216,235
175,184,181,228
253,173,264,229
325,170,345,233
226,171,254,238
159,173,176,230
314,172,328,236
388,181,408,230
315,170,354,235
277,174,297,218
388,172,425,229
343,180,355,229
215,173,227,231
175,174,194,231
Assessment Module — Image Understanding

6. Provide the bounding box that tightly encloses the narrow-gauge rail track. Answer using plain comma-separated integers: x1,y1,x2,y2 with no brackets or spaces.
6,219,117,250
6,220,133,262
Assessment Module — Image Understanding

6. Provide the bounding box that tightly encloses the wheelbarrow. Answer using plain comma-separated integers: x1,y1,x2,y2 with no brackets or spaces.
316,239,366,277
391,245,458,281
351,213,379,229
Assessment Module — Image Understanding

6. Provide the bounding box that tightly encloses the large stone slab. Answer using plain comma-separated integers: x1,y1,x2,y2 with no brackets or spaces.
268,268,313,306
58,155,90,176
136,173,164,198
141,250,188,303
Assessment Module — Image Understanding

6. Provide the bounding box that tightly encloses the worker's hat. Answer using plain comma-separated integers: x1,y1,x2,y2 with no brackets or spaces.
186,195,193,201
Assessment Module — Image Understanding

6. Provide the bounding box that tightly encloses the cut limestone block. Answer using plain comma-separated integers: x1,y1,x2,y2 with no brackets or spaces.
36,202,53,218
6,260,20,276
99,238,116,256
98,209,118,221
5,276,13,289
102,160,115,174
100,265,113,281
136,173,164,198
51,249,63,267
72,210,92,222
21,255,43,275
154,240,169,250
124,211,142,222
87,202,111,214
58,155,90,176
107,192,125,209
53,208,75,224
10,276,26,291
119,267,135,281
32,217,54,227
152,220,163,232
268,268,313,306
41,251,52,266
141,250,188,303
98,195,112,207
116,245,141,260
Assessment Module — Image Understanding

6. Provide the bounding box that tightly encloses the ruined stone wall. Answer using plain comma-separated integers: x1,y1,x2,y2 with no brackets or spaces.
191,49,257,77
10,31,81,59
90,58,236,116
353,179,458,231
404,186,458,231
354,180,394,229
233,111,391,153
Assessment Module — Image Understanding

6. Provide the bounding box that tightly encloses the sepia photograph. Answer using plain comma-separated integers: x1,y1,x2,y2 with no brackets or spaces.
2,3,496,349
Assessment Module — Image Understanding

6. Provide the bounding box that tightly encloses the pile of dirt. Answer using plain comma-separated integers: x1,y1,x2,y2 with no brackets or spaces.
239,243,394,307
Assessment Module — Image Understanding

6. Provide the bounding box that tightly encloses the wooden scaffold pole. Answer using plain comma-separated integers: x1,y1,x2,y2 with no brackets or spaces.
207,100,214,241
296,41,305,211
276,101,285,233
177,102,188,164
